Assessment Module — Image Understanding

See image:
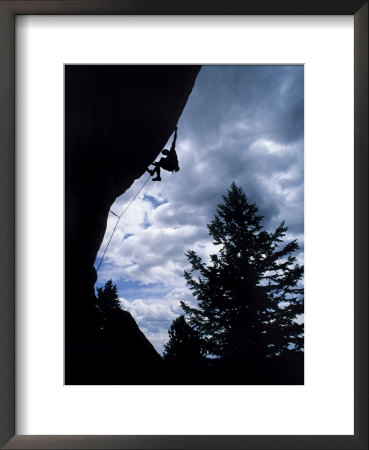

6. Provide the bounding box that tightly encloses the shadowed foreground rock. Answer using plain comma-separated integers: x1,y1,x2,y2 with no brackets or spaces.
65,65,201,384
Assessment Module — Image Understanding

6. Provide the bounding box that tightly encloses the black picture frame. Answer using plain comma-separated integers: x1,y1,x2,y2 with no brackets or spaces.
0,1,367,449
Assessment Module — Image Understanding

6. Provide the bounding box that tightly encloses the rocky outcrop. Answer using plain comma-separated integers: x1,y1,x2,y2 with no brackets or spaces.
65,65,201,384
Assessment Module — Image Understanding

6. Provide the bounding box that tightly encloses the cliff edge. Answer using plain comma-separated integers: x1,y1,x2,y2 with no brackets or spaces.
65,65,201,384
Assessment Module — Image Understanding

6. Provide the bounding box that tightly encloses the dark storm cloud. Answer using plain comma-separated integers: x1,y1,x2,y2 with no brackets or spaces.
180,65,303,146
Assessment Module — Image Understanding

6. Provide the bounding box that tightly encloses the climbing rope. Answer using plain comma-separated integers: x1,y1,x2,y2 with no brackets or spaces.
96,174,151,272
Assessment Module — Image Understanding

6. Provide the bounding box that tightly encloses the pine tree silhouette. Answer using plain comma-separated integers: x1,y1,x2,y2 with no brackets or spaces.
163,315,203,363
180,183,304,381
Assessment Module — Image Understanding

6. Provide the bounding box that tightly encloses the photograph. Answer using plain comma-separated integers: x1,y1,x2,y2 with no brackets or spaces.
65,64,304,385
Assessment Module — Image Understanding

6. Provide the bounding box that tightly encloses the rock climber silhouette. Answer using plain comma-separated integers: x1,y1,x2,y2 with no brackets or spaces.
147,127,180,181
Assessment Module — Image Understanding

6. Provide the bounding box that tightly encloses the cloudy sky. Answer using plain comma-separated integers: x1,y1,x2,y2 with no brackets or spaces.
94,65,304,355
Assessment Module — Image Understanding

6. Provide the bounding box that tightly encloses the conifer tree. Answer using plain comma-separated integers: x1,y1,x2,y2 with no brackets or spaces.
180,182,304,364
163,315,203,364
96,279,122,326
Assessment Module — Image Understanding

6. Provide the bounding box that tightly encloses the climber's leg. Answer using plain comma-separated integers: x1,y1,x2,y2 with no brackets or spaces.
151,163,162,181
147,161,160,177
152,170,161,181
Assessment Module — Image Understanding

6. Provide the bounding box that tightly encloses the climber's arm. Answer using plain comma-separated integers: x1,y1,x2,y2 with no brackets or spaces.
170,127,178,152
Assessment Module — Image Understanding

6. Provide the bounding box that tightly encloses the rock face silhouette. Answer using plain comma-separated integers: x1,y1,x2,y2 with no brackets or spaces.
65,65,201,384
